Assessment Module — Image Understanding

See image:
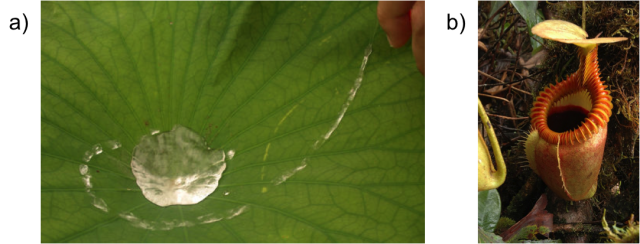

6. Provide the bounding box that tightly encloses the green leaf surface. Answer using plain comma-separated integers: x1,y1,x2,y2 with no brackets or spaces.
478,189,501,233
478,226,505,243
489,1,507,21
510,1,544,53
41,1,425,243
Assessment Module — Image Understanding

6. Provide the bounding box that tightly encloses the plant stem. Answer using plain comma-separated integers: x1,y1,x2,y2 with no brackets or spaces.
478,98,507,184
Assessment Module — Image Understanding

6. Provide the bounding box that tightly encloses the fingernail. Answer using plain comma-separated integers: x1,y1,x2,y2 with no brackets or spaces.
386,35,394,48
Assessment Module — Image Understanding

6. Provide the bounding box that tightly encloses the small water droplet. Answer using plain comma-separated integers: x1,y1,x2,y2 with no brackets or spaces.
93,198,109,212
106,140,122,150
92,144,103,155
79,164,88,175
226,150,235,159
120,212,136,221
83,151,94,162
199,215,223,224
83,175,92,188
273,159,307,185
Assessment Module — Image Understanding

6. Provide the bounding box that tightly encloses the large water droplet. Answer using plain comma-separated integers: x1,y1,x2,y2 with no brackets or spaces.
131,125,227,207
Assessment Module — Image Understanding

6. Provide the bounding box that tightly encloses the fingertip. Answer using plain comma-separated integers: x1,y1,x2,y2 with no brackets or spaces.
382,17,412,48
377,1,415,48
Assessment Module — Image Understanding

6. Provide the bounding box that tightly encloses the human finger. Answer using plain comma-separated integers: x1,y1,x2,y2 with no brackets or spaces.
377,1,415,48
411,1,425,75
